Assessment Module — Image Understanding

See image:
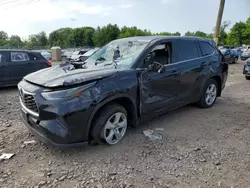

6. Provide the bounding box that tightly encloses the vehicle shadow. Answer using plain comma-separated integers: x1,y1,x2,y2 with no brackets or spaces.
44,95,247,159
0,86,17,93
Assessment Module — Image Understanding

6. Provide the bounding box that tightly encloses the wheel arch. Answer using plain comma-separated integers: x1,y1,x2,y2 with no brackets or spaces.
209,75,222,96
86,94,138,141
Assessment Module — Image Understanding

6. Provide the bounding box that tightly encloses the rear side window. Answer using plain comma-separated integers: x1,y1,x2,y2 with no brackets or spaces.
178,40,199,61
199,41,215,56
28,53,45,61
11,52,29,62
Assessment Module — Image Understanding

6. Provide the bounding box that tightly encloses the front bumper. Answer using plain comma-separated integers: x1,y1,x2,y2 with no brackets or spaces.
18,80,94,147
241,56,250,61
21,109,87,148
243,65,250,76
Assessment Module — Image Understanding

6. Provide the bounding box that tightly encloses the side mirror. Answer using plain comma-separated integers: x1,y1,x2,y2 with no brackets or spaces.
145,53,153,64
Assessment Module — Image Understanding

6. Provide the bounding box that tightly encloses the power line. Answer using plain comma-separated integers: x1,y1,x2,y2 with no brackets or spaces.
0,0,41,9
0,0,23,5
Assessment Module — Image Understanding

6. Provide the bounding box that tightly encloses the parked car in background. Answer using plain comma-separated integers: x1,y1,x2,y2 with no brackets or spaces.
41,51,52,61
73,48,100,62
69,50,88,61
0,50,51,87
243,58,250,80
240,51,250,61
220,49,237,64
61,50,73,61
243,46,250,52
18,36,228,147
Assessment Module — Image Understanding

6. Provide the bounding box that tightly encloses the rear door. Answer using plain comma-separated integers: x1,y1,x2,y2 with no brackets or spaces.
27,52,48,74
7,51,30,84
173,38,205,103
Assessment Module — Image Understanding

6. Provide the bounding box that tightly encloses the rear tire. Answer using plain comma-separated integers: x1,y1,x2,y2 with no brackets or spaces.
91,103,127,145
245,76,250,80
197,79,218,108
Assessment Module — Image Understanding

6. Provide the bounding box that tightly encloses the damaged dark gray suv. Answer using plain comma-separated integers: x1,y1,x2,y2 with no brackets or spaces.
18,36,228,147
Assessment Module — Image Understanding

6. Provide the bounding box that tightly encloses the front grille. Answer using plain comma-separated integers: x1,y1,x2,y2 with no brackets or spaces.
19,90,38,113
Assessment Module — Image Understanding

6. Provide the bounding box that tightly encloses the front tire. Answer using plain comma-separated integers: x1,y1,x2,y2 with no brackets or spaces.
91,103,128,145
233,57,238,63
245,76,250,80
198,79,218,108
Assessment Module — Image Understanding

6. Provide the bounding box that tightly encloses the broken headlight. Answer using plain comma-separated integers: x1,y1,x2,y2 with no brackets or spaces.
41,82,96,101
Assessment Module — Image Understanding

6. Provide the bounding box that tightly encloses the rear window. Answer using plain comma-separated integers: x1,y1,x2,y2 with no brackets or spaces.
28,52,46,60
11,52,29,62
178,40,199,61
199,41,215,56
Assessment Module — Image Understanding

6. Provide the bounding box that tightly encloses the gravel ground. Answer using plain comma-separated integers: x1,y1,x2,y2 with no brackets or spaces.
0,61,250,188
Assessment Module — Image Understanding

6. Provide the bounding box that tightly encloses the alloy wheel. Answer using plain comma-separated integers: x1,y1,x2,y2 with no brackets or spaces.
205,84,217,106
102,112,127,145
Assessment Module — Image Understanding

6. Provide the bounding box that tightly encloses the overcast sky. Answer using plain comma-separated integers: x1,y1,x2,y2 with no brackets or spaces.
0,0,249,39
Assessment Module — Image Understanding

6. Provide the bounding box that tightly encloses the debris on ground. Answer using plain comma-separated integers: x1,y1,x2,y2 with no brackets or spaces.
24,140,37,145
0,153,15,160
155,128,164,131
143,129,163,141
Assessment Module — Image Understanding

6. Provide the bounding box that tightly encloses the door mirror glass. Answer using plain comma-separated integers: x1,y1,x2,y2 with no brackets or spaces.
144,52,154,64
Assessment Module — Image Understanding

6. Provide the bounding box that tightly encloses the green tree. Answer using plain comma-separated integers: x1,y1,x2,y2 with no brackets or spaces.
227,22,247,45
37,31,48,47
215,21,230,45
155,32,180,36
243,17,250,44
8,35,23,48
84,27,95,47
185,31,194,36
93,24,120,46
119,26,151,38
0,31,8,46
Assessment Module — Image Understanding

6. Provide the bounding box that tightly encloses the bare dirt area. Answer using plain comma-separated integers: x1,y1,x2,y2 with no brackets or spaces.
1,61,250,188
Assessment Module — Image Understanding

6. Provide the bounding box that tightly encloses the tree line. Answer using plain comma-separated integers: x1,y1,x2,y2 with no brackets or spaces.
0,17,249,49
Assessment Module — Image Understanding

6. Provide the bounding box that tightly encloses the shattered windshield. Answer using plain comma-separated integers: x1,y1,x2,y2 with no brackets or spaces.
85,39,149,68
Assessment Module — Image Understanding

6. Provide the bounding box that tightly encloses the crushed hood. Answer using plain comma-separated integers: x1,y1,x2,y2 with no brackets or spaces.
24,62,117,88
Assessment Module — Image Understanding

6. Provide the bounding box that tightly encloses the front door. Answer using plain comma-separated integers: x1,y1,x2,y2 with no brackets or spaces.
139,40,182,117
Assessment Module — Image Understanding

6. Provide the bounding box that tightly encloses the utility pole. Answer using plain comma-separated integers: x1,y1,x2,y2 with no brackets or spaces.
214,0,225,46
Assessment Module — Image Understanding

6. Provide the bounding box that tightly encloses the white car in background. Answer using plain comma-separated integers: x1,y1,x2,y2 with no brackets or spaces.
69,50,88,61
78,48,100,62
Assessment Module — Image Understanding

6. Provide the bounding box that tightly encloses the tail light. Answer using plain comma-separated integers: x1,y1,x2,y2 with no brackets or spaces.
46,61,52,66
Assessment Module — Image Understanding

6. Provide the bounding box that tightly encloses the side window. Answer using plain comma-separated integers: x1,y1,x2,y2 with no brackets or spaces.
178,40,199,61
28,53,37,60
11,52,29,62
199,41,215,56
149,43,172,66
28,53,44,60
